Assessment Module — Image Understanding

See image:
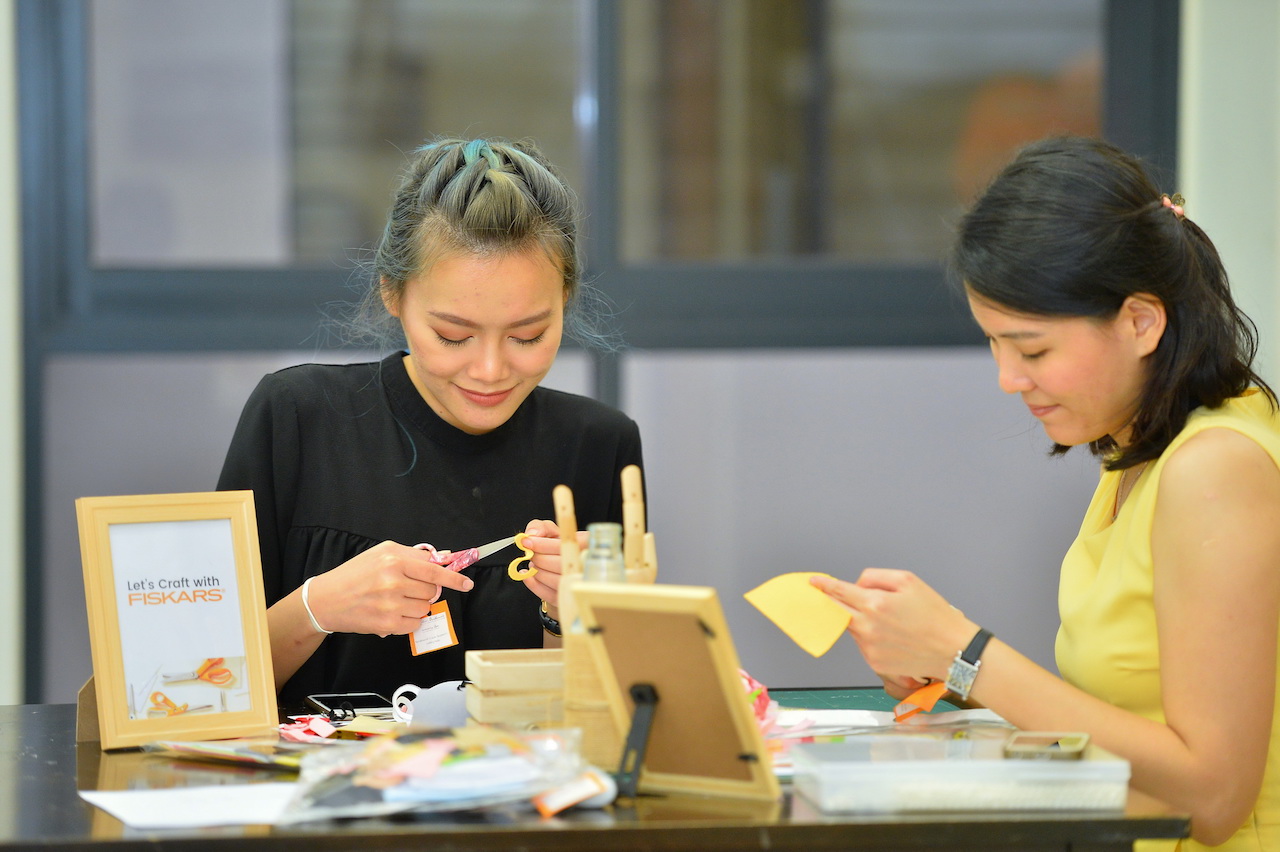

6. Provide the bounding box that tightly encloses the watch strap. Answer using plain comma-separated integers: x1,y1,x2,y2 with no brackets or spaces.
539,600,562,638
945,627,993,701
960,627,993,665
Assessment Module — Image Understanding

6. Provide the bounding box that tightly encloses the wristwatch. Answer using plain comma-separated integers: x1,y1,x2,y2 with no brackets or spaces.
945,627,993,701
539,600,562,638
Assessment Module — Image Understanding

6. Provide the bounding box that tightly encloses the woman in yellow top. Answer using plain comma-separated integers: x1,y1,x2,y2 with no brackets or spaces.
813,136,1280,850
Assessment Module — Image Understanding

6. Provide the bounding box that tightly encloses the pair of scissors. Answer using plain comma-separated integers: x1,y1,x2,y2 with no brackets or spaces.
161,657,233,686
414,534,537,603
148,691,213,717
417,534,521,572
418,534,537,578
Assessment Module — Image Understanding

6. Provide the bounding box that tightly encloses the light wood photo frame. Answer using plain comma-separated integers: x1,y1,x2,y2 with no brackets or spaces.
76,491,277,750
571,582,781,802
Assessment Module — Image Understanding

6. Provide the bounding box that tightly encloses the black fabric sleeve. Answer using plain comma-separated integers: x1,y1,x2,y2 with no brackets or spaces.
216,374,300,606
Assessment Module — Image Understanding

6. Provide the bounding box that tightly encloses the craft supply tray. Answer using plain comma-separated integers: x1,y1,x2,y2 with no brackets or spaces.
790,727,1129,814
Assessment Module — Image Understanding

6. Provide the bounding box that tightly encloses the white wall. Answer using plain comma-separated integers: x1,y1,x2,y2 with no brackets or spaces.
0,0,22,705
1179,0,1280,381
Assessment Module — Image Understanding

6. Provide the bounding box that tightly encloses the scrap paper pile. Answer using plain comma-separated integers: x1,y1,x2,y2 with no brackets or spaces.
143,735,334,770
278,725,602,823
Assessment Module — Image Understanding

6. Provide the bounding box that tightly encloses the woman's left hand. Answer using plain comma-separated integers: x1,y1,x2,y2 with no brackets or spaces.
810,569,976,684
517,519,587,608
878,674,935,701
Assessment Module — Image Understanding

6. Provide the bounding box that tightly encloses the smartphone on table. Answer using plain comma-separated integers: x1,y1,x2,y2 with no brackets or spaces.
305,692,395,720
1003,731,1089,760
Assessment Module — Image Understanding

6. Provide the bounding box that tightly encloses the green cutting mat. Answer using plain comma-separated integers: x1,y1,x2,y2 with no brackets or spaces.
769,686,961,713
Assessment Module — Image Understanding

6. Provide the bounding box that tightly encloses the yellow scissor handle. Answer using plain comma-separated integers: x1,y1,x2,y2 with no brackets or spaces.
507,532,537,581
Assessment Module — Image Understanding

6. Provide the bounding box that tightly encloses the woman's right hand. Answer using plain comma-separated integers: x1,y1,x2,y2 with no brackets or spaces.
810,569,976,686
304,541,475,637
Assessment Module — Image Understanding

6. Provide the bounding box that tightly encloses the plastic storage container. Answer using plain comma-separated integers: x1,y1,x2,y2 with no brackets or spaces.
790,729,1130,814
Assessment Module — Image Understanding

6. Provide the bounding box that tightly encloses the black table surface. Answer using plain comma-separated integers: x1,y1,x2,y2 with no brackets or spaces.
0,703,1189,851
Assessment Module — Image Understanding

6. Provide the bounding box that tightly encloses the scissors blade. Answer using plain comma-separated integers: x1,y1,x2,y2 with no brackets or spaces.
473,535,518,560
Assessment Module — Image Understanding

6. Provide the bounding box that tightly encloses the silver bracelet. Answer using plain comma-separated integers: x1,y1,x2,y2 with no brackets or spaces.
301,576,334,635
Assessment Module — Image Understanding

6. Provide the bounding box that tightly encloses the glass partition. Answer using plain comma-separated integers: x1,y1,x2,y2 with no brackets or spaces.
618,0,1102,263
88,0,584,268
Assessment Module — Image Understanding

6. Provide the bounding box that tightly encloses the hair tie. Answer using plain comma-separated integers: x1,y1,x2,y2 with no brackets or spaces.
1161,193,1186,219
462,139,502,170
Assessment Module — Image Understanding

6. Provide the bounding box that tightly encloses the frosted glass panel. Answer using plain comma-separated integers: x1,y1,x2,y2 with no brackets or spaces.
619,0,1102,262
88,0,582,268
624,349,1098,688
89,0,292,266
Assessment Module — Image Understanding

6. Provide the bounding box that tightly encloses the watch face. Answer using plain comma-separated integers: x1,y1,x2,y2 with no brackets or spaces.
946,658,979,700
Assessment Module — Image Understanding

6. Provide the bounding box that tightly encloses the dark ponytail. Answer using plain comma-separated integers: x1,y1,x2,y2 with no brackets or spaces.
951,136,1273,469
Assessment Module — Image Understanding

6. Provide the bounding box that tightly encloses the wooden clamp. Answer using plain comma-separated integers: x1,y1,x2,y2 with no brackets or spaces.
622,465,645,578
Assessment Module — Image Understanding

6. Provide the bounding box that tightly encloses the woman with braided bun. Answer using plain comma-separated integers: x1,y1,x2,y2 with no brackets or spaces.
813,137,1280,849
218,138,642,707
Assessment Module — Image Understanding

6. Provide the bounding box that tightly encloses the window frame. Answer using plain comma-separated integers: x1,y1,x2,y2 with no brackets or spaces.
21,0,1177,354
16,0,1178,700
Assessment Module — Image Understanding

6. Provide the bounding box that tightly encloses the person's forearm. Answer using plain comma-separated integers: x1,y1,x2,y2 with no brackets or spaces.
267,587,327,691
968,639,1258,846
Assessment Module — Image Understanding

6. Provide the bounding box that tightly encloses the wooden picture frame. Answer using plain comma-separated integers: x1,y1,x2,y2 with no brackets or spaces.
571,582,781,802
76,491,277,750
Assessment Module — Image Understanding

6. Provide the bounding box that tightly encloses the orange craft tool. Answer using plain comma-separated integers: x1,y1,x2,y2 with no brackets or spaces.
148,691,213,717
893,680,949,722
162,657,233,686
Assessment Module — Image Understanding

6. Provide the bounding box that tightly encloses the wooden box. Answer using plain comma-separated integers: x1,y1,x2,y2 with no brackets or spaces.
464,648,564,727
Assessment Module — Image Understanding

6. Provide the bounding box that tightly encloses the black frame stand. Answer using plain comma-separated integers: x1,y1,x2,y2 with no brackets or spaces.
614,683,658,798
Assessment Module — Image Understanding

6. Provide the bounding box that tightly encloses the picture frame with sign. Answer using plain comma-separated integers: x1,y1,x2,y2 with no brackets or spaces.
76,490,277,750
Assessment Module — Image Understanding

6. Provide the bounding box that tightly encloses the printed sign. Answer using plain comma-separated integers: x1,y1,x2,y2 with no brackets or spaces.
78,492,277,749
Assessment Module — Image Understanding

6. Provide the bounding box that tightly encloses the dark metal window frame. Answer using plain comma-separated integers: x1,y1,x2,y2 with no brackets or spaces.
16,0,1178,700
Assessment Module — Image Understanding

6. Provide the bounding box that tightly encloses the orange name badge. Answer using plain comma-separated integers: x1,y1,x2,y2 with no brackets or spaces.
409,600,459,656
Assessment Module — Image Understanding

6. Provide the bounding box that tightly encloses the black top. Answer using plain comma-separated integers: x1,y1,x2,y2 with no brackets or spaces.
217,353,643,706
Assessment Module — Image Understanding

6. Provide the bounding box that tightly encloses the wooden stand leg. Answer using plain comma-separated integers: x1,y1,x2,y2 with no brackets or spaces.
76,676,101,744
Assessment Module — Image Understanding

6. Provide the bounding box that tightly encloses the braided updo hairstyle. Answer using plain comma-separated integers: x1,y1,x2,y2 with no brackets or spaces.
355,137,609,348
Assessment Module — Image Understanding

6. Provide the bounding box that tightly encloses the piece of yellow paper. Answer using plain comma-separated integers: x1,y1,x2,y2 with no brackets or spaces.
336,716,401,737
744,572,851,657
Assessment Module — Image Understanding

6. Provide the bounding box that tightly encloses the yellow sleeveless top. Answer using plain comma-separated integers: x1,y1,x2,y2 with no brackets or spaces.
1056,392,1280,852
